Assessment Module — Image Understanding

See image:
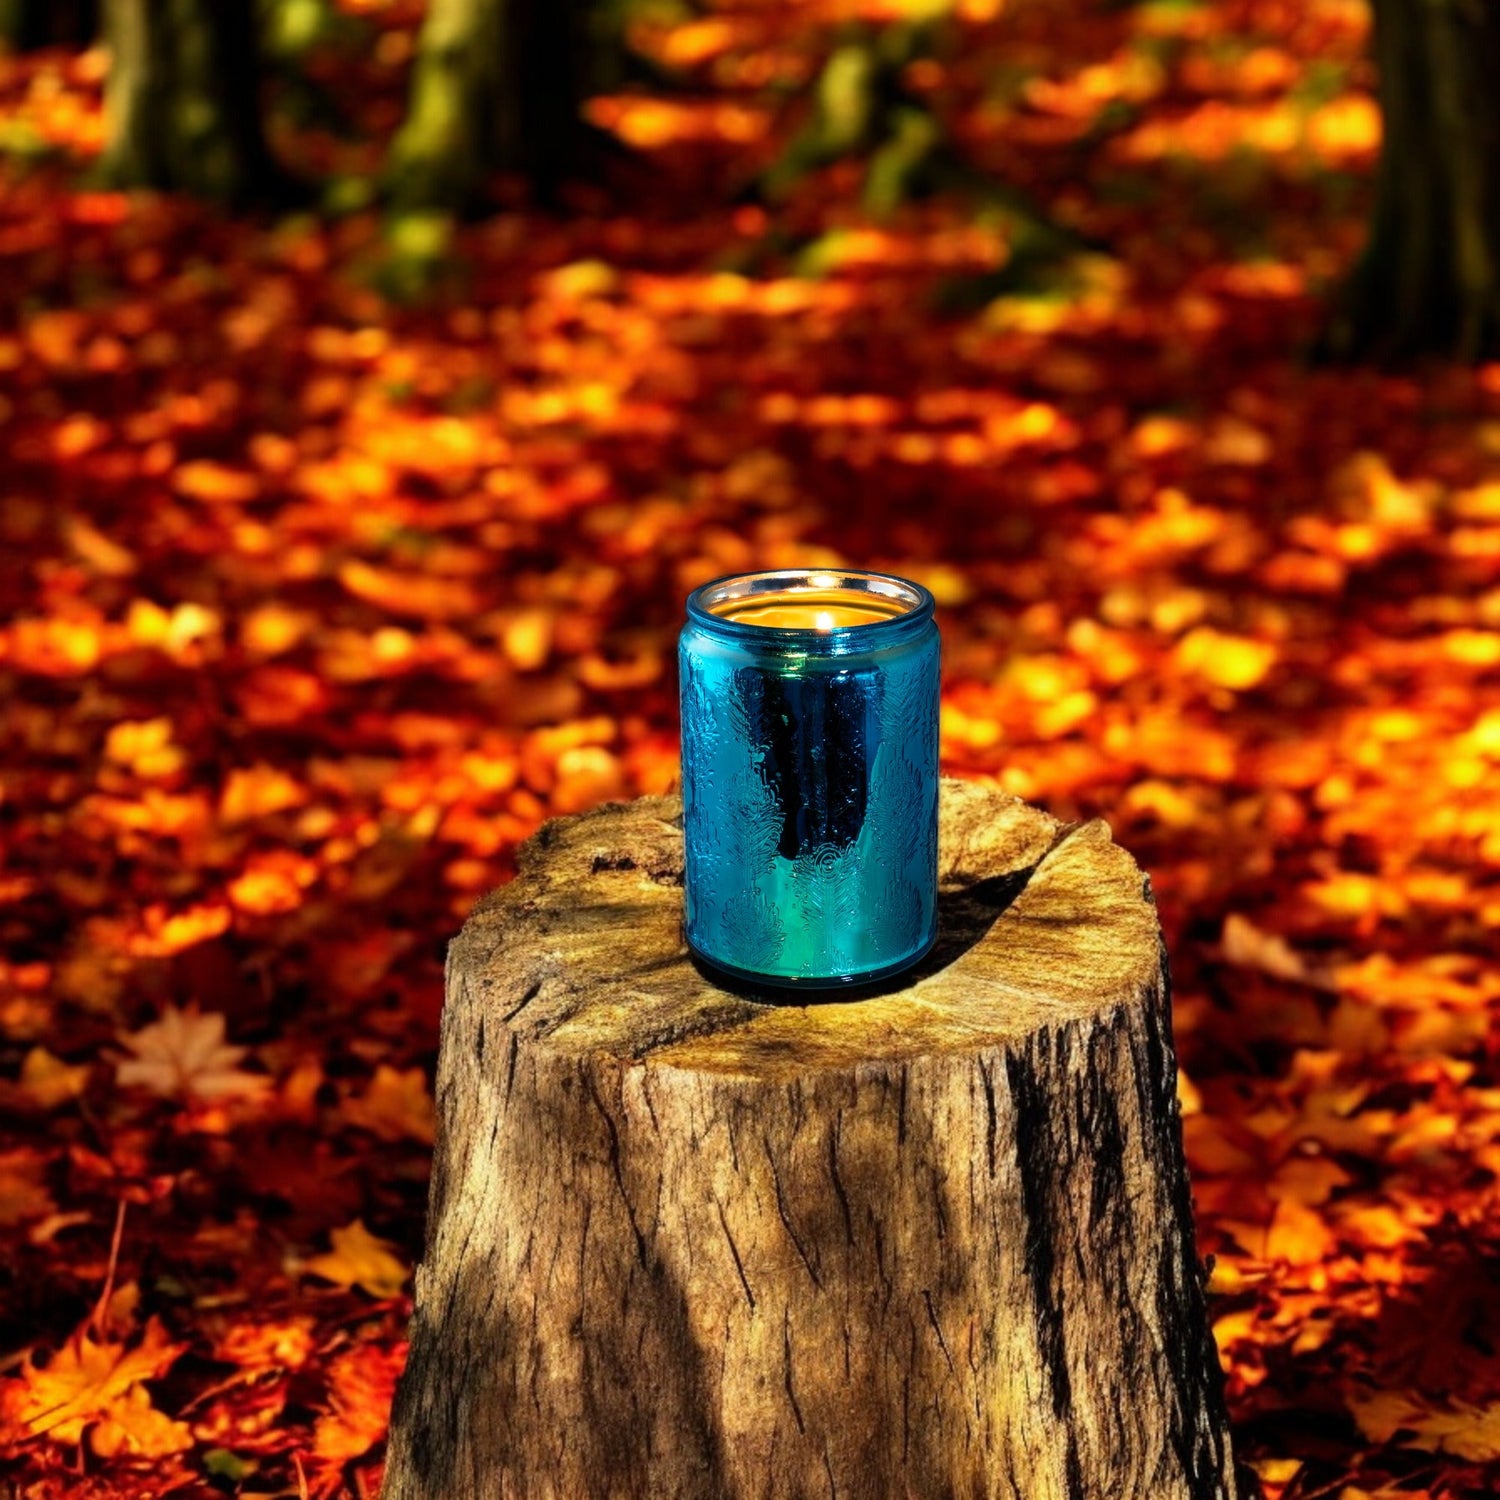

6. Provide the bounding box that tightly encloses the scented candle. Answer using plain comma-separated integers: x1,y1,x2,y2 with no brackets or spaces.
679,569,940,989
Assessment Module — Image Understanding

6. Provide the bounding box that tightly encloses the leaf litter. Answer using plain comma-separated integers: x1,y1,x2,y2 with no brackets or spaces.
0,0,1498,1495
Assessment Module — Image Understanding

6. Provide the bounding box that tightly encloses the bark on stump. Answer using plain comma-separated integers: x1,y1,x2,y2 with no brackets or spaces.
384,780,1239,1500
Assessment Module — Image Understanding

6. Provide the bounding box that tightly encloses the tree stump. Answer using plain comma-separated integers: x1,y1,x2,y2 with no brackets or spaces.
384,780,1240,1500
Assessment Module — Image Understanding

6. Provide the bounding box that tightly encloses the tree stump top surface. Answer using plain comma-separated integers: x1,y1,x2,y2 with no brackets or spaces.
453,779,1160,1079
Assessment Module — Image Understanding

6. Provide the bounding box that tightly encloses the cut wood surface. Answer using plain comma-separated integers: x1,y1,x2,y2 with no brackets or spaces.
383,779,1240,1500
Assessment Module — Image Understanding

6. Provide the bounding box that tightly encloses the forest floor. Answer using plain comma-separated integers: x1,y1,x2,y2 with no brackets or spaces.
1,0,1499,1495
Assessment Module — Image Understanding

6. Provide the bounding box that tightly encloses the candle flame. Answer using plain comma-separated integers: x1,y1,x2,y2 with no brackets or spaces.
814,611,835,631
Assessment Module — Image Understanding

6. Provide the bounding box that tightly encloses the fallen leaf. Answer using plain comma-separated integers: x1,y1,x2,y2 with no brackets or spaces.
0,1318,188,1453
341,1065,435,1145
1264,1198,1336,1266
1,1048,91,1111
116,1006,267,1102
311,1342,407,1462
219,764,309,824
1175,628,1278,690
1222,914,1334,988
214,1317,317,1375
88,1382,194,1458
1352,1389,1500,1463
1266,1155,1351,1206
304,1220,408,1300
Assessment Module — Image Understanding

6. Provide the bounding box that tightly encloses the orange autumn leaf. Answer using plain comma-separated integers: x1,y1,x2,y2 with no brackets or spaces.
304,1221,409,1300
1263,1198,1336,1267
1353,1391,1500,1464
88,1383,195,1459
227,850,319,916
311,1343,407,1463
337,559,481,621
219,764,310,824
1266,1156,1351,1208
173,461,260,504
4,616,104,676
103,718,186,779
0,1318,189,1455
4,1048,91,1111
214,1317,317,1375
340,1065,435,1145
1173,628,1278,691
125,901,234,958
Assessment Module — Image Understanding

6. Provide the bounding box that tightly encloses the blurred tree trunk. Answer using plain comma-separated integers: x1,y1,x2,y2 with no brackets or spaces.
0,0,98,49
387,0,602,211
1326,0,1500,361
760,24,945,217
101,0,285,205
753,17,1086,293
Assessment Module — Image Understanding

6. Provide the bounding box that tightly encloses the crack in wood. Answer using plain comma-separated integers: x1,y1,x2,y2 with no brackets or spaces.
828,1112,854,1250
765,1137,823,1290
781,1310,806,1436
583,1069,648,1268
922,1289,957,1381
715,1200,756,1313
502,978,543,1024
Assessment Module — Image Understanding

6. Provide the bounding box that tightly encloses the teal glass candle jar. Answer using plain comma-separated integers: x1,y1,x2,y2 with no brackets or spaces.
679,569,940,990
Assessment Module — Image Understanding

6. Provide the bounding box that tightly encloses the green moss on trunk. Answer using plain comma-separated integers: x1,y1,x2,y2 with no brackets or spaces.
386,0,601,212
759,25,943,215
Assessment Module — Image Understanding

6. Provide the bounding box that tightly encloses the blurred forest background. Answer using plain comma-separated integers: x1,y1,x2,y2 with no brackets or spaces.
1,0,1500,1497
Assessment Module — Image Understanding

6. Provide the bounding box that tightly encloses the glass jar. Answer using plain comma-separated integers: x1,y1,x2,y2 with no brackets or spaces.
679,568,940,990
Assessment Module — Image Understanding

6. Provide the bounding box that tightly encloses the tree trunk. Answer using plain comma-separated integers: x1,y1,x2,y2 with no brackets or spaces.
1325,0,1500,361
761,24,945,216
0,0,98,50
384,781,1243,1500
100,0,283,205
385,0,599,212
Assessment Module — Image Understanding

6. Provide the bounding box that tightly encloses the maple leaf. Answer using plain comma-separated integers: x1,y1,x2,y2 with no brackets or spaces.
1352,1389,1500,1463
304,1220,409,1299
340,1065,436,1144
115,1006,268,1102
0,1318,189,1454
